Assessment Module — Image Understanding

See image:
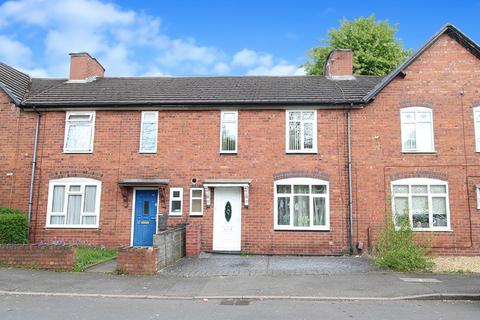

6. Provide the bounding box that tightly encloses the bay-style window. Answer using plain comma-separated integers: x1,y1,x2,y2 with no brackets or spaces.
139,111,158,153
46,177,101,228
220,111,238,153
286,110,317,153
391,178,450,231
400,107,434,152
64,111,95,153
274,177,329,230
169,187,183,216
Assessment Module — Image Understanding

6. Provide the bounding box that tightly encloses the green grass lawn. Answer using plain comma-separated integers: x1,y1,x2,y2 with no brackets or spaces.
73,247,117,272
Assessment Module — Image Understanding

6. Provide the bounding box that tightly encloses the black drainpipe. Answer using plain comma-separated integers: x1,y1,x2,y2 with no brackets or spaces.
347,107,354,255
27,107,40,231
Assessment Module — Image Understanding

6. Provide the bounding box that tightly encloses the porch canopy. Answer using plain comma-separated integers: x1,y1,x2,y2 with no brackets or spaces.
203,179,252,208
118,178,170,187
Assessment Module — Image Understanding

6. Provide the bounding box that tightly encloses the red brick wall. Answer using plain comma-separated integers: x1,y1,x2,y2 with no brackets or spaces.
0,244,76,270
186,223,201,256
117,247,158,275
351,33,480,255
0,91,35,212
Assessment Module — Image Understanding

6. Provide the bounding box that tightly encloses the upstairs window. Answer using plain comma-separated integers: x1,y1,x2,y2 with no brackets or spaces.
400,107,434,152
274,177,329,230
391,178,450,231
473,107,480,152
64,112,95,153
286,110,317,153
139,111,158,153
46,177,101,228
169,187,183,216
220,111,238,153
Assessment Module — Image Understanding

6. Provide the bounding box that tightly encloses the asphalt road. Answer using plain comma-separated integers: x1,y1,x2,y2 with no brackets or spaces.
1,295,479,320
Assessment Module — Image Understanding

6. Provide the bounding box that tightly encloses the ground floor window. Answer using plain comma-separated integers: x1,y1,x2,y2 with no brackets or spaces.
46,177,101,228
391,178,450,231
274,177,329,230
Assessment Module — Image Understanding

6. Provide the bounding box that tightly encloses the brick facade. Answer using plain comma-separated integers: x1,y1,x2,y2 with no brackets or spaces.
1,31,480,256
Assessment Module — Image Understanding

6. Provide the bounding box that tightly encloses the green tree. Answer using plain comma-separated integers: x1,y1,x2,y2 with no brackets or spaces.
305,15,412,76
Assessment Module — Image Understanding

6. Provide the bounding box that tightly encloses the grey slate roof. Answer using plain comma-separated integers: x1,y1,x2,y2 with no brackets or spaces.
0,62,31,104
21,75,383,107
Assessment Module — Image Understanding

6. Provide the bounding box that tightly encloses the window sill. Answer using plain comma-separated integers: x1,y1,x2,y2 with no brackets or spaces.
219,151,237,155
139,151,157,154
396,227,452,232
401,151,437,155
63,151,93,154
274,227,330,232
45,225,99,229
285,151,318,155
189,213,203,217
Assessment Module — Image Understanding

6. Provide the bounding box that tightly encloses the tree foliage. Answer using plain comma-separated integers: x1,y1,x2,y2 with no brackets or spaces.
305,15,412,76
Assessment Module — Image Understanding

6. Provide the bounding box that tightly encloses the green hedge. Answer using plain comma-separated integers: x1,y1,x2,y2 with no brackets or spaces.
0,208,29,244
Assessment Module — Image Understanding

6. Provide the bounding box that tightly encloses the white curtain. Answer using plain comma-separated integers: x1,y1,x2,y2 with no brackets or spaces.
66,195,81,225
52,186,65,212
293,196,309,227
84,186,97,213
313,197,326,226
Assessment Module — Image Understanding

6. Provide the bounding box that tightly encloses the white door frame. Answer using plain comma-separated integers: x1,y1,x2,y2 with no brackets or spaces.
130,187,160,246
213,187,242,251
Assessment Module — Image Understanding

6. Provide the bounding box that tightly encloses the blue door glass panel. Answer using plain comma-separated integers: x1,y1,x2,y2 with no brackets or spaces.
133,190,158,246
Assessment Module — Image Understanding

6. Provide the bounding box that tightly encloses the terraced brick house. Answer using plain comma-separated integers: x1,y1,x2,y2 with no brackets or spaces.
1,24,480,255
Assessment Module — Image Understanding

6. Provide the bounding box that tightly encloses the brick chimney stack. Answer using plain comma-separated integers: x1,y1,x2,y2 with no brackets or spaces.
323,49,354,79
69,52,105,81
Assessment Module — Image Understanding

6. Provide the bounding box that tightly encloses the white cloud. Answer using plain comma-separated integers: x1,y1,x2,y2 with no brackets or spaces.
247,64,306,76
0,0,304,77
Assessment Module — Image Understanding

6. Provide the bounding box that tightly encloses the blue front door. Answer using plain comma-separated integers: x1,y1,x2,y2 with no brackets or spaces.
133,189,158,246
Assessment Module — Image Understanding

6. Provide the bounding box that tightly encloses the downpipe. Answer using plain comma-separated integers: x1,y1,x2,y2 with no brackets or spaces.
27,109,40,231
347,109,354,255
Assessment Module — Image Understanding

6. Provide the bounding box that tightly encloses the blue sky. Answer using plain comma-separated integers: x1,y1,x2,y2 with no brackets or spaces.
0,0,478,77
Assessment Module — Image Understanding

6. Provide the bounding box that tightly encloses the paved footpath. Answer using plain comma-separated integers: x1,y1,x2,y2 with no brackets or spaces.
1,267,479,301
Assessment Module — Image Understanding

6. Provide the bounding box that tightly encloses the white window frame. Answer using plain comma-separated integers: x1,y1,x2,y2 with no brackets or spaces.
391,178,451,232
274,177,329,231
476,186,480,210
63,111,95,153
46,177,101,229
473,107,480,152
189,188,204,216
169,187,183,216
285,110,318,153
139,111,158,153
219,110,238,153
400,107,435,153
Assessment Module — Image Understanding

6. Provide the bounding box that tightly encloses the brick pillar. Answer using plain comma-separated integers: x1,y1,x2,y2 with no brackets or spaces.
186,223,201,257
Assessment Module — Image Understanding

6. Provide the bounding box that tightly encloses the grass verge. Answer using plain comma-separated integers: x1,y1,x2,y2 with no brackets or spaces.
73,247,117,272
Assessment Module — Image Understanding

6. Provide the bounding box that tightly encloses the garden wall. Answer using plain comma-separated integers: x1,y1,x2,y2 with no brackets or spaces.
153,226,185,268
0,244,76,270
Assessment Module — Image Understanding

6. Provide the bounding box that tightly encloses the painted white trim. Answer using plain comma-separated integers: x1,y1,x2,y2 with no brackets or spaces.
139,111,158,153
130,188,159,246
169,187,183,216
473,107,480,152
391,178,451,232
219,110,238,153
189,188,204,216
46,177,101,229
477,186,480,210
273,177,330,231
400,107,435,153
285,110,318,154
63,111,95,153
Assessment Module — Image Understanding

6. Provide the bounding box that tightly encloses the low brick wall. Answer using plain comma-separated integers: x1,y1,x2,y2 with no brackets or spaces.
0,244,76,270
153,226,185,269
117,247,159,275
186,223,202,257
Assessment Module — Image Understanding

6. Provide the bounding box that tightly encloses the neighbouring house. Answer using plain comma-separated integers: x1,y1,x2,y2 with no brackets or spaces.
1,24,480,255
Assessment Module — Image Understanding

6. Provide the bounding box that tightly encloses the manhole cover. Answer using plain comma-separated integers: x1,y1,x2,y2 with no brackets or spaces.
220,299,253,306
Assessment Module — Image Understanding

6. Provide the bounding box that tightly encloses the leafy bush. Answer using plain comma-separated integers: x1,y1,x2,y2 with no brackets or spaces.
0,208,29,244
374,216,433,272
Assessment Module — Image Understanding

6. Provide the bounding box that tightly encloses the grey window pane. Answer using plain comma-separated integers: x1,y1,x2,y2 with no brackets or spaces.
313,197,326,226
289,121,301,150
192,189,202,198
393,185,408,194
293,196,310,227
69,185,81,192
302,112,314,120
83,186,96,213
143,112,157,122
303,122,313,149
294,185,309,194
172,200,181,212
276,185,291,194
412,196,429,228
52,186,65,212
393,197,409,226
82,216,96,225
66,195,81,225
277,197,290,225
173,191,180,198
412,185,428,194
66,124,91,150
191,199,202,213
50,215,65,225
432,197,448,227
431,185,446,193
141,122,157,151
312,185,326,194
221,122,236,151
289,111,301,121
417,122,433,151
403,123,416,150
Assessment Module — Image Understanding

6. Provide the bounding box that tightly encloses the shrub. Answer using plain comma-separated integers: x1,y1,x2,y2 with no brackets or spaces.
374,216,433,272
0,208,29,244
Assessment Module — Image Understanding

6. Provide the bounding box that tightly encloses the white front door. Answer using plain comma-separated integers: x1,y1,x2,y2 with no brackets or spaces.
213,187,242,251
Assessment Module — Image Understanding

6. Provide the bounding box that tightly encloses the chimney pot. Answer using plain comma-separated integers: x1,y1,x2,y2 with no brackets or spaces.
69,52,105,81
324,49,353,79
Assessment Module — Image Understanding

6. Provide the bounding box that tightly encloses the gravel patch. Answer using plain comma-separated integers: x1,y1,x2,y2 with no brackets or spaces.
433,256,480,273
